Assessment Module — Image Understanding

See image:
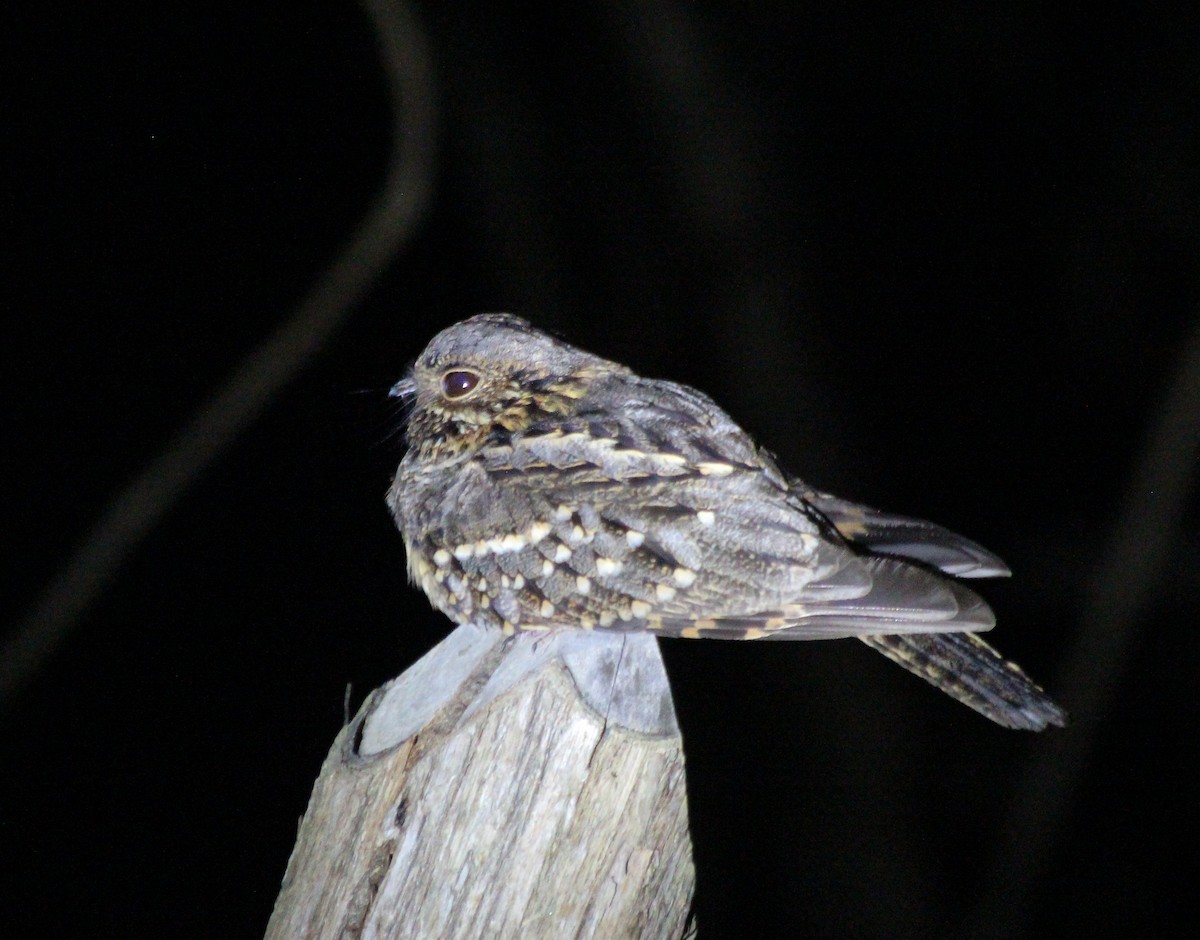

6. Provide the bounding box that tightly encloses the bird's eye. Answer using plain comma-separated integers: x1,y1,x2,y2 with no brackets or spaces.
441,369,480,399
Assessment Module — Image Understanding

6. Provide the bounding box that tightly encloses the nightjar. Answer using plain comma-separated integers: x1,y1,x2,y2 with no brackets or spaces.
387,314,1065,730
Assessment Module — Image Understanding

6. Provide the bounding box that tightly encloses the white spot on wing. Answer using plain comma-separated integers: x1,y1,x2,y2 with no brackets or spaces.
490,533,527,554
595,557,623,577
673,568,697,588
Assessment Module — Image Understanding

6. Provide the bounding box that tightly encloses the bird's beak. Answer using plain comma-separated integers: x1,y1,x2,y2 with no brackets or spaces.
389,375,417,402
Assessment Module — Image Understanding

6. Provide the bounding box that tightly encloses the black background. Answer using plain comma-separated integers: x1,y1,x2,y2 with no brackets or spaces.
4,3,1197,937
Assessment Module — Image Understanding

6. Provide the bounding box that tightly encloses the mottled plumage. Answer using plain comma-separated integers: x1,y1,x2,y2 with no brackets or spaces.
387,313,1065,730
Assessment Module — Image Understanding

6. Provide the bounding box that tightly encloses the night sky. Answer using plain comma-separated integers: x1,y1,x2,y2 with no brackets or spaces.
4,3,1198,937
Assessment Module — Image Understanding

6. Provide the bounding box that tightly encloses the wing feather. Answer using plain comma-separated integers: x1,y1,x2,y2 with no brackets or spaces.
802,491,1010,578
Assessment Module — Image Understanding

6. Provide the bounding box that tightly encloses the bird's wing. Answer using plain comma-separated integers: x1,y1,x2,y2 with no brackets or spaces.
446,397,997,640
799,490,1010,578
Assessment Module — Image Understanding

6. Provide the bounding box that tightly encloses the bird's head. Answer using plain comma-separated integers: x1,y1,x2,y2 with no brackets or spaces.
392,313,624,461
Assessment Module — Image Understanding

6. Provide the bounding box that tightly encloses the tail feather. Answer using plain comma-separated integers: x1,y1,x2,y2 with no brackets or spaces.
861,632,1067,731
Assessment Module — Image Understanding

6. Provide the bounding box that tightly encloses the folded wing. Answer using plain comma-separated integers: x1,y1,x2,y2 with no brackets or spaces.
800,490,1011,578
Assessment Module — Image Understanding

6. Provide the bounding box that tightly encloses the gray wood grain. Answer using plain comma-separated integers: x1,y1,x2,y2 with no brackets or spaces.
266,626,695,939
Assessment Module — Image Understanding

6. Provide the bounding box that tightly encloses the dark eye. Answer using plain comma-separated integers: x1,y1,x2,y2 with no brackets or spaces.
441,369,480,399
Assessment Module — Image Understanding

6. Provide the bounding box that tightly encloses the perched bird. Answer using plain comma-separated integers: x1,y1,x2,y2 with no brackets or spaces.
387,314,1065,731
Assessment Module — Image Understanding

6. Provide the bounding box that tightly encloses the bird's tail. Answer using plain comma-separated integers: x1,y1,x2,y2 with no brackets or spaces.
860,631,1067,730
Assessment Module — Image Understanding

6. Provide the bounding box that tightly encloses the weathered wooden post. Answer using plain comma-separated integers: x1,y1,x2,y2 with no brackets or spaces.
266,625,695,939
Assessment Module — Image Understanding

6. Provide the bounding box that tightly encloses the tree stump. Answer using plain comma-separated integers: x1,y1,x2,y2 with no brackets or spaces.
266,624,696,939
